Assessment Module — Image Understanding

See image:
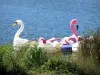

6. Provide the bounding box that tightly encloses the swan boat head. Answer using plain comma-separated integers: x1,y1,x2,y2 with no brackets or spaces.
13,20,23,26
13,20,24,38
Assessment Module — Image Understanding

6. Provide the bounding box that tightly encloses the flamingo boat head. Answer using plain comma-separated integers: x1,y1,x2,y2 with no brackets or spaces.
70,19,79,30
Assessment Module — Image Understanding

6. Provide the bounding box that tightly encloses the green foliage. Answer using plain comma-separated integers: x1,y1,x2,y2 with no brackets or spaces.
0,44,13,75
25,45,48,68
0,44,28,75
0,44,48,75
40,55,86,75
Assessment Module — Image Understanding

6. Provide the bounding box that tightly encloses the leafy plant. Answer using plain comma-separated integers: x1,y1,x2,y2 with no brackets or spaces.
26,45,48,68
0,44,28,75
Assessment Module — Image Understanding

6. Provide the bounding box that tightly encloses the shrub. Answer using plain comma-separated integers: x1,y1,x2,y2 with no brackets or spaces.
25,45,48,68
0,44,28,75
40,55,86,75
0,44,13,75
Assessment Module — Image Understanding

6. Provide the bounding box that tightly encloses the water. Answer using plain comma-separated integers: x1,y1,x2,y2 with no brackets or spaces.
0,0,100,44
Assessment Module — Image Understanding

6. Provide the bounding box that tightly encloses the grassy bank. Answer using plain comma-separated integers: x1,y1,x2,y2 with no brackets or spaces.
0,41,100,75
0,44,84,75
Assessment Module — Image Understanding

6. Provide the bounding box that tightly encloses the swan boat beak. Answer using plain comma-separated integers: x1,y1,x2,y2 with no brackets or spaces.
13,22,18,26
76,24,79,30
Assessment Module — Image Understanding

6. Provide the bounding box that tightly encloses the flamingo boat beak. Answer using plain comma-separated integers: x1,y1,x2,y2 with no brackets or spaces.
76,24,79,30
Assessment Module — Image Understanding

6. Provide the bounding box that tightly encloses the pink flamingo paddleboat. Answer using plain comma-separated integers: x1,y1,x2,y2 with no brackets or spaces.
60,19,81,52
37,19,81,53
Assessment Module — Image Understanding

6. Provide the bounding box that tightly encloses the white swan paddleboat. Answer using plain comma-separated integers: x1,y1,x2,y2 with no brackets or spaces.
13,20,29,51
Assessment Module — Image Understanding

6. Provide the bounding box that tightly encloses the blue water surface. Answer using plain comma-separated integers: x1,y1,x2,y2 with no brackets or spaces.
0,0,100,44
